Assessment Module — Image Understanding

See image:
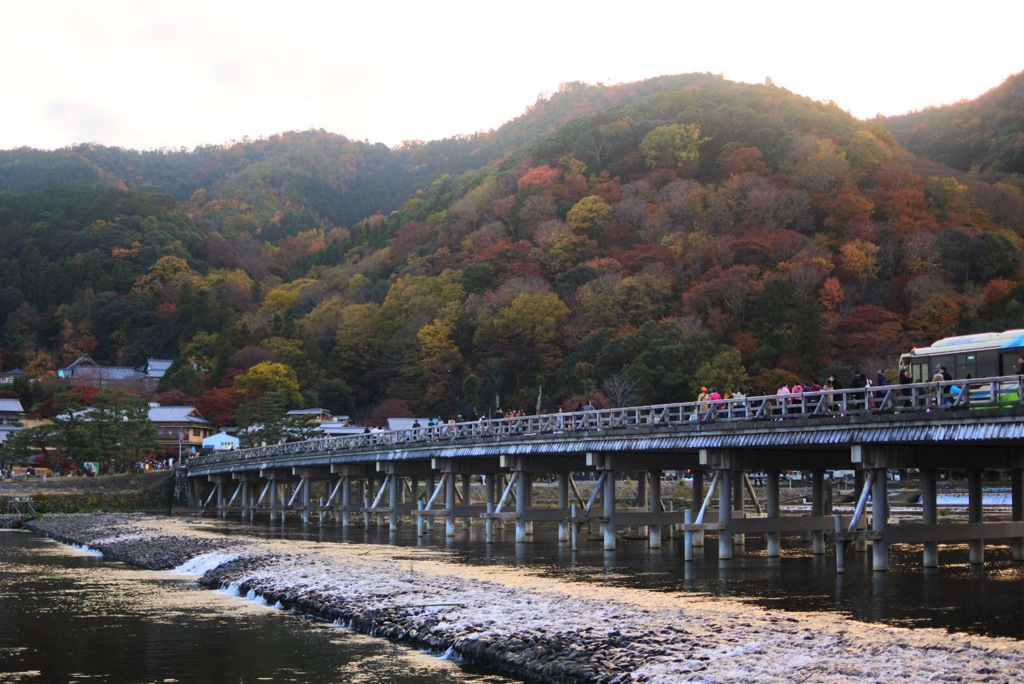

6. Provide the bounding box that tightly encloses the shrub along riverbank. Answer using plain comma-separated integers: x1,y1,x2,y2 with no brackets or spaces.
0,470,175,516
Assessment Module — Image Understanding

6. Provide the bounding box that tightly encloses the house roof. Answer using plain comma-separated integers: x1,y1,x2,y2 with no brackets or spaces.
202,431,240,448
0,398,25,414
148,406,212,425
286,408,334,419
143,359,173,378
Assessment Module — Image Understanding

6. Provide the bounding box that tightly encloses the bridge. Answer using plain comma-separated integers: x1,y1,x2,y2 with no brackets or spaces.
185,376,1024,572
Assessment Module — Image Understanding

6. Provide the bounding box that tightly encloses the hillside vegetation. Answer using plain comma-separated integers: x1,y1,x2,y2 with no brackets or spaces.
1,73,1023,425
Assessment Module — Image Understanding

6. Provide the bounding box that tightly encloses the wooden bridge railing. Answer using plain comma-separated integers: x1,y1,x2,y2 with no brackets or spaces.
187,376,1023,470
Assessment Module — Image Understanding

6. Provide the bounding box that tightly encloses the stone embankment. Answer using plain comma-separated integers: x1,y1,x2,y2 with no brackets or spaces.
19,513,1024,683
0,514,24,529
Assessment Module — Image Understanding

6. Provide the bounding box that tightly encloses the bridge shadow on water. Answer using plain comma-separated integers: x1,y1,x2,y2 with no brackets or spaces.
193,515,1024,641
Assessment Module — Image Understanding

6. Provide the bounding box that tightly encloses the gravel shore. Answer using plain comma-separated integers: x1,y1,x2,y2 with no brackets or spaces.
20,513,1024,683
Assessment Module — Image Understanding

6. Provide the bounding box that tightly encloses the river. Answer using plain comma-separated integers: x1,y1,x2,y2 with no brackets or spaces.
0,530,513,683
4,516,1024,682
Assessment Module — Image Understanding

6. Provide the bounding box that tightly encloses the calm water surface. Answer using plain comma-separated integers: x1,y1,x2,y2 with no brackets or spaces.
0,531,514,684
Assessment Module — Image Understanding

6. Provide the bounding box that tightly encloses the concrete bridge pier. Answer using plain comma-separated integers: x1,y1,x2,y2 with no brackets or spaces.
732,470,745,553
719,468,733,560
424,475,435,532
516,467,533,543
389,473,400,531
299,475,312,524
461,474,473,530
260,471,294,523
811,470,828,555
871,467,889,571
340,476,351,526
854,470,868,553
485,474,497,542
232,472,260,521
603,463,617,551
293,467,329,525
205,474,229,517
649,470,663,548
557,472,570,542
922,469,938,567
363,479,372,530
766,469,781,557
409,476,420,527
691,470,705,548
369,462,434,531
373,477,387,528
268,478,280,522
445,472,458,537
968,469,984,564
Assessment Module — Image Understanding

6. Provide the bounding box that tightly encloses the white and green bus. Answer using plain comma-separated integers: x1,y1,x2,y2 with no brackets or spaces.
899,329,1024,382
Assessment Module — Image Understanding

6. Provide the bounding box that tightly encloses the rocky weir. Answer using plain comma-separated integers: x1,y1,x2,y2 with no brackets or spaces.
17,514,1024,683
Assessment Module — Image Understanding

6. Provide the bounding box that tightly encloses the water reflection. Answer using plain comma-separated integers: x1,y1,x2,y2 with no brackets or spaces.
0,532,515,684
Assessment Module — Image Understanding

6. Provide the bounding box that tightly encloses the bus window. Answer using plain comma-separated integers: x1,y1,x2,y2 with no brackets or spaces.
917,360,933,382
1004,352,1023,376
956,354,976,379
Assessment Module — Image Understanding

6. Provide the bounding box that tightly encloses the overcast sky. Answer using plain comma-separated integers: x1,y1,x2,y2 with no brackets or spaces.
4,1,1022,151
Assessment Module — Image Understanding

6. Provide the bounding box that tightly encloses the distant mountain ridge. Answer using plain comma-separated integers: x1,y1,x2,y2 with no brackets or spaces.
1,72,1023,428
877,70,1024,175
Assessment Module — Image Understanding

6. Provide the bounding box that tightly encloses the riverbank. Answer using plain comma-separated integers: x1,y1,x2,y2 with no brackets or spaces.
17,513,1024,683
0,471,176,513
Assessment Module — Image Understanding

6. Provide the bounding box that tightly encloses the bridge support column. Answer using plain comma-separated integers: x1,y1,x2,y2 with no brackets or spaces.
340,477,351,527
445,472,457,537
300,477,311,524
374,478,386,528
691,470,704,548
1013,468,1024,561
557,473,570,542
719,468,733,560
363,481,371,530
424,475,435,531
515,470,533,543
732,470,745,552
269,480,280,522
637,472,648,536
237,481,248,519
766,470,780,557
922,469,938,567
649,470,662,549
485,474,496,543
854,470,867,553
409,476,420,528
353,479,364,527
214,480,227,517
603,467,616,551
871,468,889,571
812,470,825,555
389,474,400,531
461,474,472,530
232,474,260,521
969,469,984,564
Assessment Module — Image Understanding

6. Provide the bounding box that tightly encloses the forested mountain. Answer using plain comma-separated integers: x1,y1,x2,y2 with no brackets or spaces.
877,70,1024,175
2,72,1023,427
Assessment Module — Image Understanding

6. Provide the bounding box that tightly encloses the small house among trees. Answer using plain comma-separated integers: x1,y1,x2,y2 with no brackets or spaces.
148,406,215,457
